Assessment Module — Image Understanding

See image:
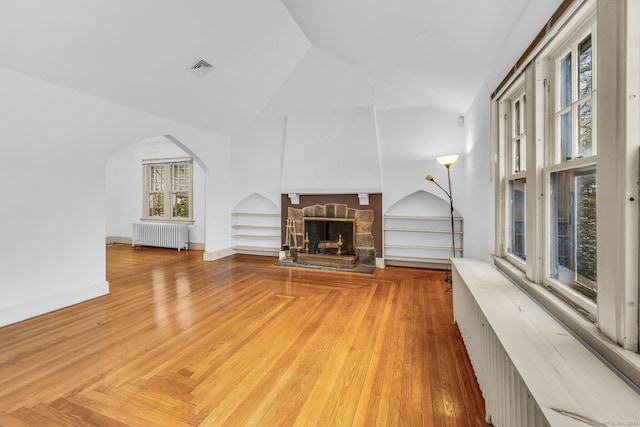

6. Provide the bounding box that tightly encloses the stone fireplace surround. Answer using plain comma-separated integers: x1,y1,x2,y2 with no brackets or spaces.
281,194,382,267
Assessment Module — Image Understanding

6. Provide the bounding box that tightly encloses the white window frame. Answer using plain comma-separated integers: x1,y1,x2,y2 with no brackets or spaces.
142,157,194,224
550,26,597,164
542,158,597,319
496,2,597,315
497,76,527,272
494,0,640,386
542,18,597,318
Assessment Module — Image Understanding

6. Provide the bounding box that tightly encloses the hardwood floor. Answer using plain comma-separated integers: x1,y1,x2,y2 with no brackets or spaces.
0,245,487,426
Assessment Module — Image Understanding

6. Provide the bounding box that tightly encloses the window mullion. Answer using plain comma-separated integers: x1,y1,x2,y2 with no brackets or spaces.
166,164,173,220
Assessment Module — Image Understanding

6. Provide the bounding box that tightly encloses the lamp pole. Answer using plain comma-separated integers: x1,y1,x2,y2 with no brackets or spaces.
445,163,455,261
426,154,458,283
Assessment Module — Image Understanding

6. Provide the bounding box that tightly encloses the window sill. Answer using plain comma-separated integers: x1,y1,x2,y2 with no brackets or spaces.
494,256,640,390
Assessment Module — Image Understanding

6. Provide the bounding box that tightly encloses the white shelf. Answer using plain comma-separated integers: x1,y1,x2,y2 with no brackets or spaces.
385,228,463,234
232,224,280,229
385,244,462,251
383,215,463,220
384,214,463,268
231,210,281,255
232,212,280,217
232,245,280,256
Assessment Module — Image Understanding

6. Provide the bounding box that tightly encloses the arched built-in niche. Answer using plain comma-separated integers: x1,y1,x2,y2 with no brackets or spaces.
231,193,281,256
384,190,463,268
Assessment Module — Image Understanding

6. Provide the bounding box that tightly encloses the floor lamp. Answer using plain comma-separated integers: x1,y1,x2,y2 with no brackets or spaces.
425,154,458,283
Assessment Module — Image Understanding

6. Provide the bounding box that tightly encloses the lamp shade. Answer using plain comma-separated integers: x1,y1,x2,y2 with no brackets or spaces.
436,155,459,167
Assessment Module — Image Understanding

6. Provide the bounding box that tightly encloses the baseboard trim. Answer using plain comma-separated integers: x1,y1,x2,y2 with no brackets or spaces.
234,246,280,257
384,257,450,270
106,236,132,245
0,281,110,328
203,247,236,261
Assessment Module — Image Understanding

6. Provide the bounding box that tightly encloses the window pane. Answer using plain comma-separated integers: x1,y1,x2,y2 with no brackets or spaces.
578,99,593,157
173,193,189,218
578,36,592,98
511,94,525,173
508,178,526,261
173,164,190,192
150,166,164,191
561,112,572,161
521,95,526,134
550,165,597,301
560,53,572,109
513,138,523,173
514,100,521,136
149,193,164,217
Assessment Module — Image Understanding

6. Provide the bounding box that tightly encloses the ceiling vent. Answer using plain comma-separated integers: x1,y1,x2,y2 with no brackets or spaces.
188,58,214,78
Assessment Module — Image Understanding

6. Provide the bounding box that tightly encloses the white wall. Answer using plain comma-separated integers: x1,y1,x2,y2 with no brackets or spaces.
461,0,564,262
231,119,287,210
106,137,206,244
0,66,231,327
281,107,382,194
376,106,465,213
459,97,495,261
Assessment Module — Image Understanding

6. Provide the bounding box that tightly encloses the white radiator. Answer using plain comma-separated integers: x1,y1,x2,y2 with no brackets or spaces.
453,277,547,426
452,258,640,427
132,223,189,251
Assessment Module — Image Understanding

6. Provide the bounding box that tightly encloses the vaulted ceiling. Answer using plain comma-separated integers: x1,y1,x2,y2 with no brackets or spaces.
0,0,543,137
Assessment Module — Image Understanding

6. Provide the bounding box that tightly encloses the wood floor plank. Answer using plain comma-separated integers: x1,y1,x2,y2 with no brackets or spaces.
0,244,488,426
49,398,132,427
0,412,39,427
351,280,398,426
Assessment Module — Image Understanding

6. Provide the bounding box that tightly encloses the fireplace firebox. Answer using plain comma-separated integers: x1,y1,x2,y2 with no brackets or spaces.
302,218,355,255
283,201,377,269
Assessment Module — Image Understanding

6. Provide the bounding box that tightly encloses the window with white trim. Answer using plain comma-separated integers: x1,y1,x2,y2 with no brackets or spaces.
498,79,527,265
496,5,597,316
546,22,597,310
495,0,640,380
142,158,193,223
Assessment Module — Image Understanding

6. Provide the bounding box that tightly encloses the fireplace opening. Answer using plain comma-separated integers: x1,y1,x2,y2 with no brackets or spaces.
303,218,355,255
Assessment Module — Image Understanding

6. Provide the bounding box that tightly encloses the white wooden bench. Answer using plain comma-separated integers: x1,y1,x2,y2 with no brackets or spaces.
452,258,640,427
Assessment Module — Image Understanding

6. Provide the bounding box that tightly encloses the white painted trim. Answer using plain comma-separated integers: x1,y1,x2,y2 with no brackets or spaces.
0,281,110,328
596,0,639,350
189,242,205,251
385,257,450,270
106,236,132,245
288,193,300,205
203,247,236,261
375,257,385,268
625,0,640,351
358,193,369,205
